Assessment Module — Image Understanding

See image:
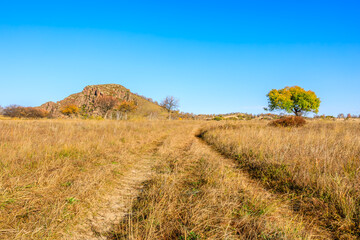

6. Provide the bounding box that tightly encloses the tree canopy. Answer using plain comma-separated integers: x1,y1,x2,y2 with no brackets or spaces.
266,86,320,116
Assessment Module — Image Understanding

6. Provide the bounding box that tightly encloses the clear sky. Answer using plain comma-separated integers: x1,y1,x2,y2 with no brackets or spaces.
0,0,359,116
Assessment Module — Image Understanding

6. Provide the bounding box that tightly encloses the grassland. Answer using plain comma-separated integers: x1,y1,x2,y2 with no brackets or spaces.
0,119,359,239
199,121,360,239
111,122,323,239
0,119,178,239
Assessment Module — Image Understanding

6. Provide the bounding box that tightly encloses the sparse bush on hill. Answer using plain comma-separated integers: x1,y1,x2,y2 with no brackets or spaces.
95,95,119,118
3,105,49,118
117,100,138,120
0,105,3,115
60,104,79,116
269,116,306,127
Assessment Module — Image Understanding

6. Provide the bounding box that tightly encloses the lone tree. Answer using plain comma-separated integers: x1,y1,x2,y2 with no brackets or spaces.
117,100,138,120
265,86,320,116
161,96,179,120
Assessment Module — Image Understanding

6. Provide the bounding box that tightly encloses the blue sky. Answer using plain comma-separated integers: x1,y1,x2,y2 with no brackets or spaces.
0,0,359,115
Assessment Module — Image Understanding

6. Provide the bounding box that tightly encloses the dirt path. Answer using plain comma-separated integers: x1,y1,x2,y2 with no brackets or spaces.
194,135,333,239
67,125,333,239
68,155,157,240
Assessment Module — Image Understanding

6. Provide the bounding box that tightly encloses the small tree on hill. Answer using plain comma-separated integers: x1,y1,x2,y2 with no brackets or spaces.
0,105,3,115
117,100,137,120
95,95,119,118
60,104,79,116
337,113,345,119
265,86,320,116
161,96,179,120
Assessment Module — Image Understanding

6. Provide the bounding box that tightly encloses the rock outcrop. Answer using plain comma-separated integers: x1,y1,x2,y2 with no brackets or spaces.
39,84,165,118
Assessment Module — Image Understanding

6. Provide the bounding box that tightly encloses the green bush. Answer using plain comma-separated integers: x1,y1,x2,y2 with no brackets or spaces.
213,116,223,121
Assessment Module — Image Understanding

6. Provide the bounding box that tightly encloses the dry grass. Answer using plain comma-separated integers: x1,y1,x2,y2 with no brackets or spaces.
1,119,358,239
110,122,331,239
269,116,306,127
0,119,176,239
199,121,360,239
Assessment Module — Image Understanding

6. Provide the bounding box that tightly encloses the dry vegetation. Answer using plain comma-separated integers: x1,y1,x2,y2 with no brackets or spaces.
269,116,306,127
0,119,176,239
111,123,327,239
1,119,359,239
199,121,360,239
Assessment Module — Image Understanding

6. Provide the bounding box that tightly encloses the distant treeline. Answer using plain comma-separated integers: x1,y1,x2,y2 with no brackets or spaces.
0,104,359,120
0,105,49,118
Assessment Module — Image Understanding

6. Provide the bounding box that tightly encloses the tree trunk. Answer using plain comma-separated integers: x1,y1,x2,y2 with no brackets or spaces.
293,108,302,116
294,111,302,116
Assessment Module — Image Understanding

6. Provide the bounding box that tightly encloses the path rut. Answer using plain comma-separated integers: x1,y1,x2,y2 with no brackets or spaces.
69,156,156,240
195,134,333,239
67,125,333,239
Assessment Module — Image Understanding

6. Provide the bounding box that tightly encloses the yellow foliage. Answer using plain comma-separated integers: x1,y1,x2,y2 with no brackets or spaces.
266,86,320,116
117,100,137,113
60,104,79,115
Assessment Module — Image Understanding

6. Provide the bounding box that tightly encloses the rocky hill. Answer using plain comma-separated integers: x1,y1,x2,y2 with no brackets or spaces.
40,84,167,119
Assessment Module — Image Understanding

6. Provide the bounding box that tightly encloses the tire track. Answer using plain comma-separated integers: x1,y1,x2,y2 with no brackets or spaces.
195,133,333,239
67,139,165,240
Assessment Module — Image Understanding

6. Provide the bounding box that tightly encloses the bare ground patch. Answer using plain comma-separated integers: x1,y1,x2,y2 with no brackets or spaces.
69,156,157,239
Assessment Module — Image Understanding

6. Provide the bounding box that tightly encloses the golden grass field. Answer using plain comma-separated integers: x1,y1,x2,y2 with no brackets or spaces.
199,121,360,239
0,119,359,239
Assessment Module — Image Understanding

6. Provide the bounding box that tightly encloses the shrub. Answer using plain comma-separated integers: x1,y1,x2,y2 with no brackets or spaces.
3,105,22,117
269,116,306,127
3,105,49,118
117,100,137,113
213,116,223,121
95,96,119,117
26,108,49,118
60,104,79,116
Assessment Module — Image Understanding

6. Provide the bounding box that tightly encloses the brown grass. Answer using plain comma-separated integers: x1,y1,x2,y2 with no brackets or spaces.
1,119,358,239
110,123,321,239
199,121,360,239
0,119,177,239
269,116,306,127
